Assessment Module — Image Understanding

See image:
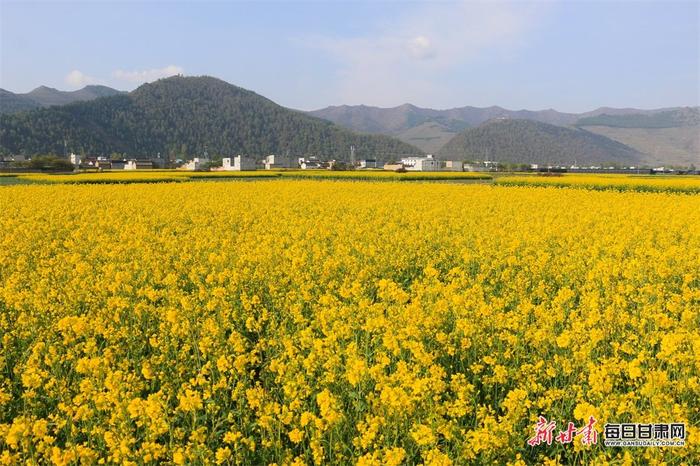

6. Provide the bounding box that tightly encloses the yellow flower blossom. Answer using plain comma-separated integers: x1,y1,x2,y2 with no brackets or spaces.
177,389,202,413
288,428,304,444
411,424,436,447
0,178,698,464
215,447,231,464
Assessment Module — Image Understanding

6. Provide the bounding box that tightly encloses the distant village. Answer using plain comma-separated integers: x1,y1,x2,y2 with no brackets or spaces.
2,153,471,172
0,152,694,175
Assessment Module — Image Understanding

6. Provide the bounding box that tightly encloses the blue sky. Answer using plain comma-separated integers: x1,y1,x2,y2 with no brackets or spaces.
1,1,698,112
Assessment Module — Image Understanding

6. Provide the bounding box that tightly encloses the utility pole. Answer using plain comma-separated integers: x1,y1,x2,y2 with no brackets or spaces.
350,145,356,166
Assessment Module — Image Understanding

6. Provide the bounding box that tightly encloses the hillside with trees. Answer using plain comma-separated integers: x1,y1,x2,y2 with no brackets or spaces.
0,76,422,161
437,119,643,165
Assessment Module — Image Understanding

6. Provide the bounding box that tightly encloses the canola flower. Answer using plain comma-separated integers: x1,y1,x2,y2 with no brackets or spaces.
496,173,700,193
274,170,492,181
14,170,279,184
0,180,698,465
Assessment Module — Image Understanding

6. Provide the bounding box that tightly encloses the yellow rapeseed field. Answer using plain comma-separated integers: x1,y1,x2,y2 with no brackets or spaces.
495,173,700,193
14,170,491,185
13,171,278,184
0,180,698,465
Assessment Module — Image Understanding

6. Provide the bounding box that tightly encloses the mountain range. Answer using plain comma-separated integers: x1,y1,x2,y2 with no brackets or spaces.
0,77,420,161
0,85,123,114
1,76,697,166
309,104,700,165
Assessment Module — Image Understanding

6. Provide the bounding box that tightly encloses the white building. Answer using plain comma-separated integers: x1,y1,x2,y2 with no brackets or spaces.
299,157,323,169
182,158,205,171
222,155,257,171
400,154,439,171
69,153,81,167
263,154,295,170
125,159,154,170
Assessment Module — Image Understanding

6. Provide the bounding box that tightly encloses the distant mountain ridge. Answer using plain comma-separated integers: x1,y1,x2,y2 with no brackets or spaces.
576,107,699,128
0,85,123,114
0,76,422,161
309,104,581,149
311,103,697,133
309,104,699,165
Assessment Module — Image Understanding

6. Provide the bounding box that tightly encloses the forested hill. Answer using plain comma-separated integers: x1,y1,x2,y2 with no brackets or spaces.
438,119,643,165
0,76,422,160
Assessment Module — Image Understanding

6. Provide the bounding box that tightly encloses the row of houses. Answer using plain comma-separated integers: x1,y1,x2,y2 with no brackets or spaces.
106,153,477,172
391,155,507,172
27,153,685,174
70,154,163,170
7,152,693,175
198,154,470,172
388,155,471,172
529,164,693,174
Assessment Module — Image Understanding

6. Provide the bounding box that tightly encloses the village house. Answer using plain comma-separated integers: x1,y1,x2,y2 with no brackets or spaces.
182,158,206,170
263,154,296,169
299,157,323,169
400,154,439,171
222,155,257,171
358,159,378,169
125,159,154,170
383,163,405,172
69,153,82,167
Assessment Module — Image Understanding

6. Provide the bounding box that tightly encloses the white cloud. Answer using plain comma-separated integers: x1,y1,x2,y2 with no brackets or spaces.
65,70,99,87
407,36,436,60
113,65,184,84
304,1,547,107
